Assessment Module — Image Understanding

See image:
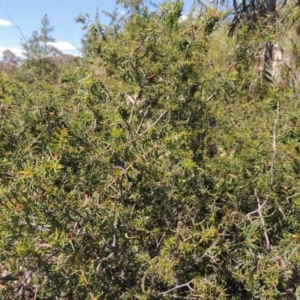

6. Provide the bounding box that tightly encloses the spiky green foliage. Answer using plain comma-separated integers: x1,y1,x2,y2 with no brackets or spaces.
0,1,300,299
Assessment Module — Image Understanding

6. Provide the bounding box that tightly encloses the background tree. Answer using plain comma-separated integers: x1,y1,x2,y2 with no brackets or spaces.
20,14,60,81
229,0,300,84
22,14,56,60
0,49,20,73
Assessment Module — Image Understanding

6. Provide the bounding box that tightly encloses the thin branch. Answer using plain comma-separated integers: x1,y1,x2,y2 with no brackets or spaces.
270,100,279,184
246,199,268,221
22,125,48,155
14,249,61,294
254,189,271,251
136,105,151,134
158,280,195,297
205,91,218,103
286,192,300,202
1,0,28,52
126,93,138,125
171,25,203,89
96,142,162,198
138,110,168,137
200,229,226,262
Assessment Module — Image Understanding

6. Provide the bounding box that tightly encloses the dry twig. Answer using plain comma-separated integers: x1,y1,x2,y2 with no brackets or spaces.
247,189,271,251
158,280,195,296
270,101,279,184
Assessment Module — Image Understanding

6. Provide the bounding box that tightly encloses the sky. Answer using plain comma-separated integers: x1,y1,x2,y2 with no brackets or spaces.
0,0,195,58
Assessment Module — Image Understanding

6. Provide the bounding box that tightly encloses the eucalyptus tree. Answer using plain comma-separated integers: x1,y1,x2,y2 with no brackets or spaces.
230,0,300,84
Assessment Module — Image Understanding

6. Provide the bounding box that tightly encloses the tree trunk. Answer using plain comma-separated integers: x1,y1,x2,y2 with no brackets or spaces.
263,0,277,82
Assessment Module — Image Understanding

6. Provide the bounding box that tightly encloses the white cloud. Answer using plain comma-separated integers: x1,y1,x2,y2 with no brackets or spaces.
0,19,12,27
179,9,202,22
179,13,188,22
48,41,76,51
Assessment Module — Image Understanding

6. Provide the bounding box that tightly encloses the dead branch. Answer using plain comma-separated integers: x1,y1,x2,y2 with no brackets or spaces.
270,101,279,184
255,189,271,250
158,280,195,297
